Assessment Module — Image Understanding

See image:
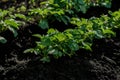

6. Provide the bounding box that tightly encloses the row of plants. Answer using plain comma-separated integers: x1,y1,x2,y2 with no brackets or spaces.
24,10,120,62
0,0,112,43
28,0,112,29
0,8,28,43
1,0,119,63
1,0,112,9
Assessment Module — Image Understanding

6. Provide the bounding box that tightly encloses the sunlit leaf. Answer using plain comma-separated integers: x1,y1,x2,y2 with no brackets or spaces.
5,19,19,29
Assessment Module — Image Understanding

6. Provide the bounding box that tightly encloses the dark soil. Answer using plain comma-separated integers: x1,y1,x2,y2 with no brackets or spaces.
0,0,120,80
0,25,120,80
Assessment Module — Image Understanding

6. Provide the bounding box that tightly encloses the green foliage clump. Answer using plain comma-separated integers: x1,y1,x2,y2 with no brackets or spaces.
1,0,119,63
24,10,120,62
0,8,29,43
0,0,112,43
28,0,112,29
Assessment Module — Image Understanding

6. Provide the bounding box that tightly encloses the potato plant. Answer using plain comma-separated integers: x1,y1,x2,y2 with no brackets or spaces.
0,0,112,43
24,10,120,62
0,9,21,43
0,0,119,63
28,0,112,29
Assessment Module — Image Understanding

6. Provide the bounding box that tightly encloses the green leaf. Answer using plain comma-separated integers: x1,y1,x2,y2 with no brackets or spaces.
82,42,92,51
101,2,111,8
41,37,51,46
37,43,45,49
102,29,115,36
55,33,66,42
58,15,70,25
94,30,104,39
0,36,7,43
15,14,26,20
47,28,57,34
68,42,79,51
65,33,73,39
8,27,18,37
54,51,63,59
48,49,63,58
60,16,68,25
5,19,19,29
39,19,49,29
80,5,87,13
24,48,34,53
20,6,26,12
32,34,42,39
0,10,9,19
49,0,54,4
40,56,50,63
79,0,84,4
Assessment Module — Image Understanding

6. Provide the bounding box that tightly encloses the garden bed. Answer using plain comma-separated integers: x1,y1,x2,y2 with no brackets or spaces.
0,26,120,80
0,0,120,80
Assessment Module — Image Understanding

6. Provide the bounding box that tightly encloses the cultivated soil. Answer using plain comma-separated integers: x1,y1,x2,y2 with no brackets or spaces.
0,0,120,80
